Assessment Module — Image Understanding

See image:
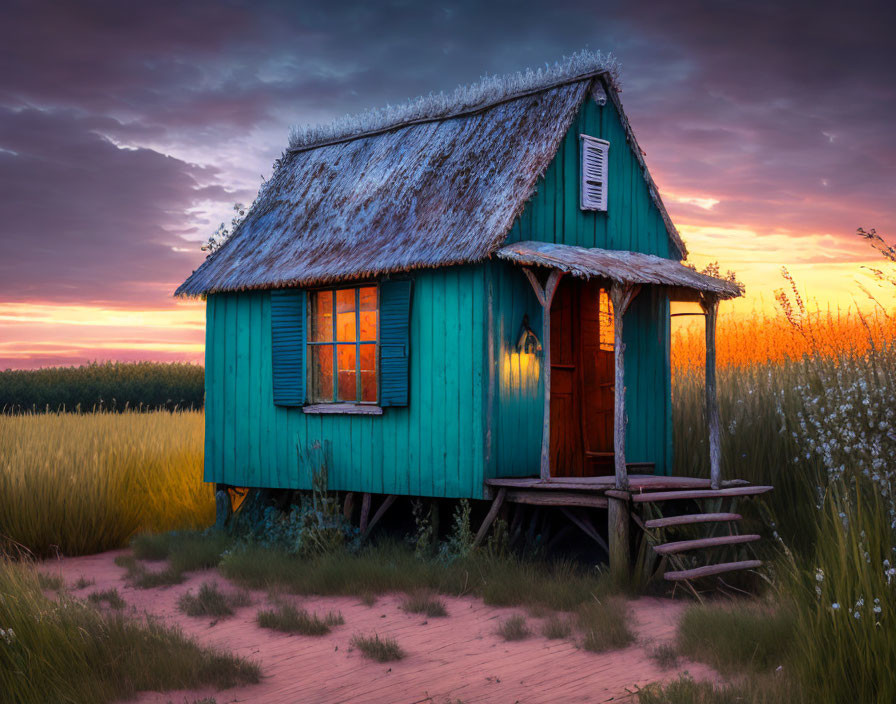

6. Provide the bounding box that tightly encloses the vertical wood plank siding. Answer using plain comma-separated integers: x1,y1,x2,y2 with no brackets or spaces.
495,95,674,475
204,265,487,498
204,93,675,497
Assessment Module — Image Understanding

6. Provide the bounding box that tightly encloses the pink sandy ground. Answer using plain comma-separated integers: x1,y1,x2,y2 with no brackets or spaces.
44,551,719,704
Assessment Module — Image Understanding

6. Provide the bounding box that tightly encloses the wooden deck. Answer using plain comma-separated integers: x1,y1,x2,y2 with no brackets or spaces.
486,474,748,494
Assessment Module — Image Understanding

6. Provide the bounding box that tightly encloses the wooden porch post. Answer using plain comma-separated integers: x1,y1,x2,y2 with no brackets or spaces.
607,281,639,584
608,282,640,491
700,295,722,489
522,267,563,481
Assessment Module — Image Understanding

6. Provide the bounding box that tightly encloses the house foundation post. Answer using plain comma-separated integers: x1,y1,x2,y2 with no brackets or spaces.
607,494,630,585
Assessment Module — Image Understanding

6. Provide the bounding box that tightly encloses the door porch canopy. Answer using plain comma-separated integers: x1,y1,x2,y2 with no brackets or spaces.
496,240,742,491
495,240,743,302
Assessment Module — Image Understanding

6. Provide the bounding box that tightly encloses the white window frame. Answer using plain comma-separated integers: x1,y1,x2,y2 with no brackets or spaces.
580,135,609,212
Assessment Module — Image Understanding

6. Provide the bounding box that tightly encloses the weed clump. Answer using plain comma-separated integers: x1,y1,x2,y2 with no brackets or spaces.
578,597,635,653
178,582,250,618
37,572,64,591
648,642,679,669
401,591,448,618
541,615,572,640
496,614,530,641
350,633,405,662
88,588,126,610
257,602,343,636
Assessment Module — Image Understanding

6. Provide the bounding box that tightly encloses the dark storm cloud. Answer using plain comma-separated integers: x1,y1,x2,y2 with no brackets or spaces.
0,0,894,314
0,105,245,304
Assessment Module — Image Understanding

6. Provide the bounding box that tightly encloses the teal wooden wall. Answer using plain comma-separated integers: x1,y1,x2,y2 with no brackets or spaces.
486,261,544,479
506,94,677,259
203,90,676,495
204,265,489,498
493,92,675,475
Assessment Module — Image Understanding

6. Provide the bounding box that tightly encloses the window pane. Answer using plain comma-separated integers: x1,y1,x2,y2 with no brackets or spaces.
599,288,614,352
360,343,377,402
337,345,357,401
310,345,334,402
336,289,356,342
359,286,377,341
311,291,333,342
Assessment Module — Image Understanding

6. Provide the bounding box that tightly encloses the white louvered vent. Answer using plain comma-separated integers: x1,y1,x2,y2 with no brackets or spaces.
580,135,609,211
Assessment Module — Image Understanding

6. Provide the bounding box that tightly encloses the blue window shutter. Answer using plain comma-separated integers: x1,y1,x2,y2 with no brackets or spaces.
379,279,412,407
270,289,306,406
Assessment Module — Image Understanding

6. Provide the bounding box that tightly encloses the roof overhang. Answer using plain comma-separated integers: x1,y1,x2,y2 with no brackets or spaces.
496,241,742,302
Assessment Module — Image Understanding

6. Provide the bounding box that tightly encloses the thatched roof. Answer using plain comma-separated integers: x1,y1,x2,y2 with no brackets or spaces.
176,52,686,297
497,241,743,300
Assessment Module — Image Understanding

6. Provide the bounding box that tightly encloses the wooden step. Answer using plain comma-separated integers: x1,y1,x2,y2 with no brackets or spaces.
645,512,742,529
631,486,774,503
654,533,760,555
664,560,762,581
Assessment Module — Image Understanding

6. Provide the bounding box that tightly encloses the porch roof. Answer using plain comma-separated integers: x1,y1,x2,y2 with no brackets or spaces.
496,240,743,300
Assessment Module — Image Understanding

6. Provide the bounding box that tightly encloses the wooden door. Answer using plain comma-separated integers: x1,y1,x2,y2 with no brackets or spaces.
550,280,614,477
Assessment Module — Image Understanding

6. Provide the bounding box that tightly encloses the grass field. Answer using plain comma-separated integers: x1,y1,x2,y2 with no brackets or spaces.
1,263,895,700
670,280,896,701
0,410,212,557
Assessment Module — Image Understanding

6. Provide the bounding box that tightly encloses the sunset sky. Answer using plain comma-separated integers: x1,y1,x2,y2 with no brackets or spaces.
2,1,894,369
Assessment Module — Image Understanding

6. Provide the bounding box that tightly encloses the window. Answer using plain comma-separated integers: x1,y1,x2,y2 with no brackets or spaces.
308,285,378,403
580,135,609,211
598,288,614,351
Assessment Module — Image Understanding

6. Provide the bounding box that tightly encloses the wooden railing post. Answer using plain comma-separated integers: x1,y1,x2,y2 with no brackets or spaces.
523,267,563,481
609,282,640,491
700,295,722,490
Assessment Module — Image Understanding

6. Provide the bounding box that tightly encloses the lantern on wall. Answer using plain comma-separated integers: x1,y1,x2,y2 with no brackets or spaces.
516,314,542,355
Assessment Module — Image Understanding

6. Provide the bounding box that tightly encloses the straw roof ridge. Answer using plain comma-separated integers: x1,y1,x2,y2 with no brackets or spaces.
175,51,693,298
287,50,620,152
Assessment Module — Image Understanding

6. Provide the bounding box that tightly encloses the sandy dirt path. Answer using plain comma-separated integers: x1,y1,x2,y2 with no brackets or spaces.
45,551,717,703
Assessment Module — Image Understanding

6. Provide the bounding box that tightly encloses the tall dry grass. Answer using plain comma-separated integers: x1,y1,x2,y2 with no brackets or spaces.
0,410,212,557
670,234,896,702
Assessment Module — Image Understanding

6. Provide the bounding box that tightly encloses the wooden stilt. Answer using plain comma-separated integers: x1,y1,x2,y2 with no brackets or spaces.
359,492,372,534
546,524,573,552
473,488,506,548
429,500,440,545
362,494,396,540
700,295,722,489
214,484,232,530
561,507,609,554
608,494,631,583
343,492,355,521
509,504,525,546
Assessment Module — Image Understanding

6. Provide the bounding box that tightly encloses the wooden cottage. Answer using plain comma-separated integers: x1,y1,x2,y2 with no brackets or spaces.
177,52,771,579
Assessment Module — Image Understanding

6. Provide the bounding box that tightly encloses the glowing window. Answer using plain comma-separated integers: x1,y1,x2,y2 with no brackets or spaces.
599,288,614,352
308,286,378,403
